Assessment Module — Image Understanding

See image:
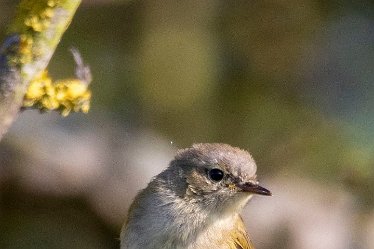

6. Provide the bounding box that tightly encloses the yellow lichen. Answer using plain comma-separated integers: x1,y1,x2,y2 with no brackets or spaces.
23,70,91,116
16,1,59,34
6,36,31,65
23,70,53,107
8,0,62,66
47,0,59,8
54,79,91,116
40,7,54,19
25,15,42,32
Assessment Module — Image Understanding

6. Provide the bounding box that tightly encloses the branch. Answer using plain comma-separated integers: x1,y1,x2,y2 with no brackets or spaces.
23,49,91,116
0,0,81,140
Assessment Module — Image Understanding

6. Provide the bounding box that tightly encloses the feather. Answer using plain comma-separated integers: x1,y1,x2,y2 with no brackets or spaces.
229,216,254,249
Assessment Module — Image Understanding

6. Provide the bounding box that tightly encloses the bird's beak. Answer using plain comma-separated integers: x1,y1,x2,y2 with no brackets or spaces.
236,182,272,196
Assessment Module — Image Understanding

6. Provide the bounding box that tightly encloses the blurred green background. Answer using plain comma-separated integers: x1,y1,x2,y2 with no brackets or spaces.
0,0,374,249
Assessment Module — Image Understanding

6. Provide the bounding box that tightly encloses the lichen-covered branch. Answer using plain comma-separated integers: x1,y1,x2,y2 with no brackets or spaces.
23,49,91,116
0,0,81,140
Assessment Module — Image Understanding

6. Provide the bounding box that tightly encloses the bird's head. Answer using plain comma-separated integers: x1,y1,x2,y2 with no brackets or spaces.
163,143,271,215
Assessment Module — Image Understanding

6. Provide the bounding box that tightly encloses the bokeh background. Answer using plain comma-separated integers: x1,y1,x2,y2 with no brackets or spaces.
0,0,374,248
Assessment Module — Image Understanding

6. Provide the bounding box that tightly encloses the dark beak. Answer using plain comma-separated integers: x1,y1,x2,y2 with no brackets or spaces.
237,182,272,196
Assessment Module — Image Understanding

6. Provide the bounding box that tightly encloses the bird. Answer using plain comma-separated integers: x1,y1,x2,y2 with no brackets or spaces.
120,143,271,249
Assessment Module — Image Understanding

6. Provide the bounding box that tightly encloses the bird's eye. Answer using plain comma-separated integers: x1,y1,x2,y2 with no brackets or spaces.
208,168,224,182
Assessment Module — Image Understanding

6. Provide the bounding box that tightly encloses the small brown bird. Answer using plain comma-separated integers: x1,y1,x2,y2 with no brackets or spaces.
120,143,271,249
